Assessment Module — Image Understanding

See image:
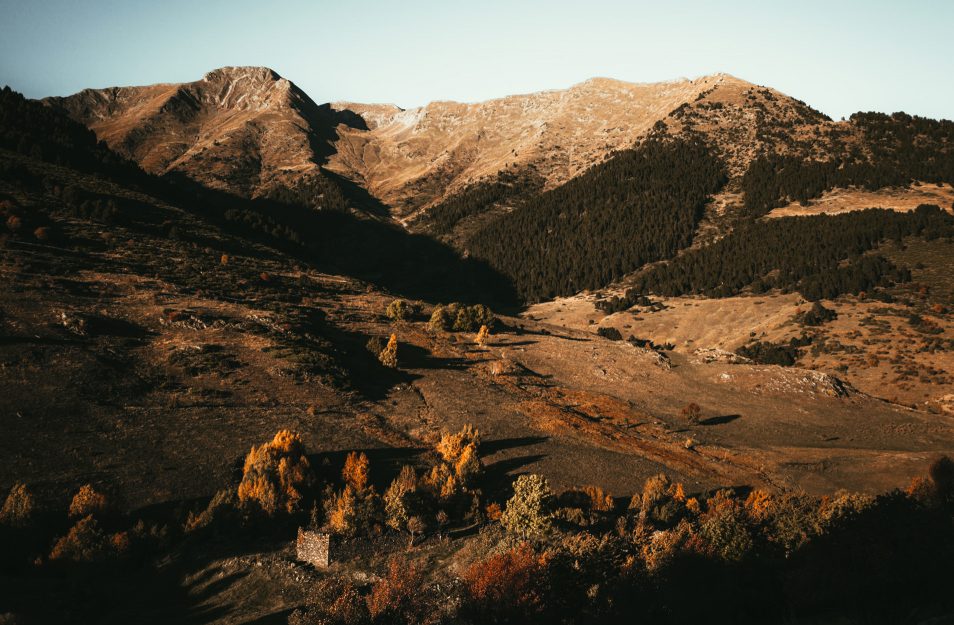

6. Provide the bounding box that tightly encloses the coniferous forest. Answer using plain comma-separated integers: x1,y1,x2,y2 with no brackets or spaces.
467,139,726,302
741,113,954,217
632,205,953,300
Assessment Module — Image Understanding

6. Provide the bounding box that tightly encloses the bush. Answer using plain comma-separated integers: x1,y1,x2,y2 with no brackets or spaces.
366,558,429,624
0,482,34,528
69,484,107,518
501,474,553,540
463,543,550,624
236,430,313,515
681,402,702,425
736,340,800,366
385,299,414,321
597,327,623,341
290,577,369,625
428,303,495,332
798,301,837,326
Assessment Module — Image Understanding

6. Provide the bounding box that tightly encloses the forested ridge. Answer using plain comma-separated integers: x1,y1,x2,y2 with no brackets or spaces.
0,86,148,185
632,204,954,300
0,88,519,306
742,112,954,217
417,167,544,236
467,138,726,302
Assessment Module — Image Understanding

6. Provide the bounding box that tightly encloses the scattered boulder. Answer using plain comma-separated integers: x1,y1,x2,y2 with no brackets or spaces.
693,348,752,365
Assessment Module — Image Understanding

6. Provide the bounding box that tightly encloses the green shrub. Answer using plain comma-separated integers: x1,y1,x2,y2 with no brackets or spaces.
429,303,495,332
501,474,553,540
386,299,415,321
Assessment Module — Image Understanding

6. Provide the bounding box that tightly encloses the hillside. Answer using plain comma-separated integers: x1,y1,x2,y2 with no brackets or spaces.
44,67,358,208
3,74,954,625
327,74,743,216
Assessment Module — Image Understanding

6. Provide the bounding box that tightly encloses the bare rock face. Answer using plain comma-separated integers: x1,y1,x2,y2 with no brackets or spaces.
326,75,747,216
45,67,355,199
693,348,753,365
45,68,836,220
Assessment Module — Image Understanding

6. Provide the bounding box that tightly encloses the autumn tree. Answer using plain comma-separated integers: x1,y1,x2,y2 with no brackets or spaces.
378,333,398,368
0,482,34,528
237,430,313,515
69,484,108,518
384,465,420,532
343,451,370,491
463,543,550,624
327,451,382,536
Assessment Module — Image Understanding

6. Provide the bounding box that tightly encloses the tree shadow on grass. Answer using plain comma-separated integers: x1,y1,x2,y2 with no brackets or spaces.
162,176,522,312
699,414,742,426
483,454,549,496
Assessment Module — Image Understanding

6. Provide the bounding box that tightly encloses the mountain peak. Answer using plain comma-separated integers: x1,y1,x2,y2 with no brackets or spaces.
202,66,283,84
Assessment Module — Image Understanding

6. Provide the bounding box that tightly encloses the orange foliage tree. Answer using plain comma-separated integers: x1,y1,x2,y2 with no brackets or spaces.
463,542,550,623
69,484,108,518
237,430,313,515
366,558,429,623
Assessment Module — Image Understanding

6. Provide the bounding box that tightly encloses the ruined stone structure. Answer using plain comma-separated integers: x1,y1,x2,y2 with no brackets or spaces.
296,528,331,567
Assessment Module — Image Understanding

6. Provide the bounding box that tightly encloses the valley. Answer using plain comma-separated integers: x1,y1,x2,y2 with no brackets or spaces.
1,63,953,624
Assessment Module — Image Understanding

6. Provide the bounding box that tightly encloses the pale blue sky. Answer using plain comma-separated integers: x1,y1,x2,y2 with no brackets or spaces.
1,0,952,120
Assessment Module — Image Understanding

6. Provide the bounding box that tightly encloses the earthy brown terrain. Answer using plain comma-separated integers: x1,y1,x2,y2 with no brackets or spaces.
528,242,954,414
44,67,359,202
766,182,954,218
3,152,951,518
328,75,733,216
4,68,954,625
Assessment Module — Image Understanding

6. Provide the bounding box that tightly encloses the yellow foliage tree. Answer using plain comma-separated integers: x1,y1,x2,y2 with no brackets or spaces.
0,482,34,527
343,451,370,491
583,485,614,512
379,333,398,368
69,484,108,518
384,465,418,531
237,430,313,515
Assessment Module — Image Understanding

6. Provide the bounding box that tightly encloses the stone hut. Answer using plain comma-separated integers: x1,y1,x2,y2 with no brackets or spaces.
296,528,332,568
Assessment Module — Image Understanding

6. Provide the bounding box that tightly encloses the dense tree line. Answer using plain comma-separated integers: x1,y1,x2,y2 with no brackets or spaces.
0,86,146,184
633,205,954,300
742,112,954,217
5,429,952,624
418,167,544,236
0,87,520,307
467,139,726,302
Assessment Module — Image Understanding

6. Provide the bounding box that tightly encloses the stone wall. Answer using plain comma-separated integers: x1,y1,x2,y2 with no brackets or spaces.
296,528,331,567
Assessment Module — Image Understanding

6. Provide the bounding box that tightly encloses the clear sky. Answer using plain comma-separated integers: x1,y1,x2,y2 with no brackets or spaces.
1,0,952,120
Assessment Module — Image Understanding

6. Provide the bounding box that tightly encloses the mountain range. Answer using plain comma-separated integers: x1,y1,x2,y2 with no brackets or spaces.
3,64,954,624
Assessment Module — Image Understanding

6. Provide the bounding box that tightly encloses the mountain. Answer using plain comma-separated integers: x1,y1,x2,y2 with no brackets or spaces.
327,74,742,216
44,66,360,206
4,72,954,625
41,68,954,306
